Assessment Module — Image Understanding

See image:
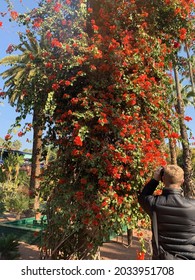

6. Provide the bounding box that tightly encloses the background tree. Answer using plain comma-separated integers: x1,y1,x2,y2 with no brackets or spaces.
0,30,54,211
169,24,195,197
0,138,4,147
174,64,195,196
12,140,22,151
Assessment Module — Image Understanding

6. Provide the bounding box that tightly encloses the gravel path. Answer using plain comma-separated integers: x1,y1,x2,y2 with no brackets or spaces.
18,233,152,260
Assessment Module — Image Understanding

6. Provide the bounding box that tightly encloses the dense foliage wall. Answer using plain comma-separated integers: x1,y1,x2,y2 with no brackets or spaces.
1,0,194,259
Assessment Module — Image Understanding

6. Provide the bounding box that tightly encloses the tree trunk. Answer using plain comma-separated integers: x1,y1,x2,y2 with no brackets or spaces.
29,108,43,211
76,226,100,260
168,138,177,165
173,65,195,197
185,42,195,97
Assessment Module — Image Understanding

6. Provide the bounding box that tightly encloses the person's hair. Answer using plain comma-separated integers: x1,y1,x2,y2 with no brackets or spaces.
163,165,184,186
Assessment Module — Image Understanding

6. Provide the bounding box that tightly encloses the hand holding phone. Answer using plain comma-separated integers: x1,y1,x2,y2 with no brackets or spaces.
153,167,164,182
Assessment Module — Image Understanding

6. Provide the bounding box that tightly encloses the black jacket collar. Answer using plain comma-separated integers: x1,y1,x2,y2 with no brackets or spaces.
162,187,183,195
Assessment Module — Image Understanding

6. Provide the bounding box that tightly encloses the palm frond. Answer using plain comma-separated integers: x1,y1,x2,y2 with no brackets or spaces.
0,33,47,108
186,91,195,99
13,69,28,86
0,55,22,65
27,33,40,53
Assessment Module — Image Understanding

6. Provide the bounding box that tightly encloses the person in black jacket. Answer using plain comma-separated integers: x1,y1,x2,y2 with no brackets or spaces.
138,164,195,260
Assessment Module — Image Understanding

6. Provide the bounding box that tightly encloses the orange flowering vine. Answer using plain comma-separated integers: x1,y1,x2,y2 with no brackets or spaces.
7,0,193,259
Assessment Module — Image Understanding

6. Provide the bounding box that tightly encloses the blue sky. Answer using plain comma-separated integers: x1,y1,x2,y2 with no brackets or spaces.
0,0,195,151
0,0,38,150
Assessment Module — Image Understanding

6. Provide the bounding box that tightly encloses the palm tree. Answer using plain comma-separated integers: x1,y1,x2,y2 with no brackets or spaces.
168,76,195,166
0,32,51,212
184,42,195,99
173,63,195,197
